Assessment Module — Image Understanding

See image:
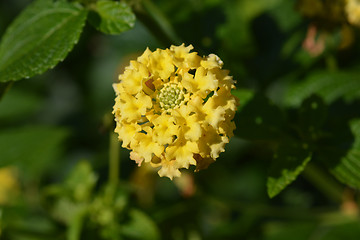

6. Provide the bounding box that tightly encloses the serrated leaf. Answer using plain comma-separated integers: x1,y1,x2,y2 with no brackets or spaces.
284,71,360,107
0,125,69,179
0,0,87,82
88,0,135,35
330,119,360,188
267,142,312,198
234,93,287,140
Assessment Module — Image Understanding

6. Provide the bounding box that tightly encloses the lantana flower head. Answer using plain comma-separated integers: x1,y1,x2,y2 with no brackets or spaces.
113,44,237,179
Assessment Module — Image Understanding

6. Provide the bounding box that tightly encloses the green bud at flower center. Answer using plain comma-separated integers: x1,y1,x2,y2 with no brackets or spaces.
157,83,185,110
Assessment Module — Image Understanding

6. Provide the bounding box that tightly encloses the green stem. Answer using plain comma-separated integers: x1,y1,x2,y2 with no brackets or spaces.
325,54,338,72
67,207,87,240
134,0,181,46
302,162,344,203
109,131,120,186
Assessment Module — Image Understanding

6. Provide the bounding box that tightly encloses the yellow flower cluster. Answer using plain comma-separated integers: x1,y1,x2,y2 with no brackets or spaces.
112,44,237,179
346,0,360,27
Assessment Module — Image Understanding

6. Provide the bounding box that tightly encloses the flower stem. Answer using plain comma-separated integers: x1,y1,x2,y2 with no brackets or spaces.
325,53,338,72
109,131,120,186
302,162,344,203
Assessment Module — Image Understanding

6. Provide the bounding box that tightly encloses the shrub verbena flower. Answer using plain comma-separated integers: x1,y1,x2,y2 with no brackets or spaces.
112,44,237,179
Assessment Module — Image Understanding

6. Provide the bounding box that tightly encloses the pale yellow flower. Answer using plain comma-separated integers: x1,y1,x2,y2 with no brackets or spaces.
346,0,360,27
113,44,237,179
0,166,19,205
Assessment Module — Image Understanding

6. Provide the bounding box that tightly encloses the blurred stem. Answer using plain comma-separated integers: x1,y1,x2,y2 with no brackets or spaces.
0,81,13,101
67,208,87,240
109,131,120,187
302,162,343,203
134,0,181,46
325,54,338,71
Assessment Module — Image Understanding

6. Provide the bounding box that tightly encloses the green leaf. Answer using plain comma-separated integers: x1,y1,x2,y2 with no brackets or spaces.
0,125,69,179
267,142,312,198
88,0,135,35
234,93,287,140
330,119,360,188
284,71,360,107
0,0,88,82
298,95,327,132
122,209,160,240
297,94,328,143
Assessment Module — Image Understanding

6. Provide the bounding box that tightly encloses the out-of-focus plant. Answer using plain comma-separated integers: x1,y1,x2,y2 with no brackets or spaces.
45,161,160,240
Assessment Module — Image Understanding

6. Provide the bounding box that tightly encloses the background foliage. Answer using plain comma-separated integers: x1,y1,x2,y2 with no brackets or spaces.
0,0,360,239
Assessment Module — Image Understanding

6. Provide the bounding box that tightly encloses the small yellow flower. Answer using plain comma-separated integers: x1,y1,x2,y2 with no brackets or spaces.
0,166,19,205
113,44,237,179
345,0,360,27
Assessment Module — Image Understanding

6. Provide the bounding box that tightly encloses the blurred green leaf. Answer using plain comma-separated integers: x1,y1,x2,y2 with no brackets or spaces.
218,0,284,56
65,161,98,202
90,184,128,225
264,221,317,240
231,88,254,111
267,142,312,198
298,95,327,132
284,71,360,107
88,0,135,35
47,161,98,240
330,119,360,188
0,0,87,82
46,161,98,223
122,209,160,240
234,93,287,140
317,221,360,240
0,89,42,119
46,161,98,202
297,94,328,144
0,125,69,179
1,213,58,240
264,218,360,240
51,198,87,225
49,197,88,240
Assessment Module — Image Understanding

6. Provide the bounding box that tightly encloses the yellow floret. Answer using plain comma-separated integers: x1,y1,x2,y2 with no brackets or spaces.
112,44,238,179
